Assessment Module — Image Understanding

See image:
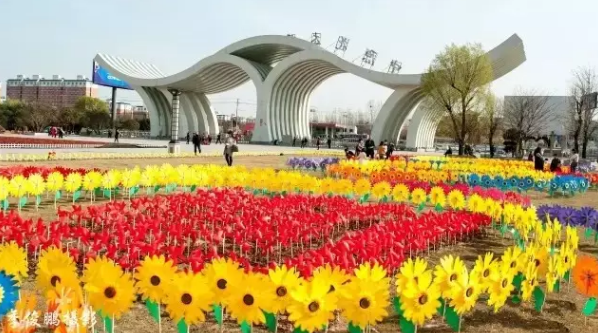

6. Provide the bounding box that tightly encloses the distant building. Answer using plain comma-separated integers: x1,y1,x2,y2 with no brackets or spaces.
132,105,148,120
106,100,148,120
6,75,98,108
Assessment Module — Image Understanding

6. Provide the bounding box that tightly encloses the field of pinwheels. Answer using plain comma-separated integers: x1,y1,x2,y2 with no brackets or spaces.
0,154,598,333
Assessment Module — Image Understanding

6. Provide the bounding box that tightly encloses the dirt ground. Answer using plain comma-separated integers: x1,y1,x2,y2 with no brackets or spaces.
3,156,598,332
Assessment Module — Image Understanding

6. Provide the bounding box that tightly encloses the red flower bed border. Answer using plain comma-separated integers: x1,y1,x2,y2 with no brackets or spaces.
0,136,105,145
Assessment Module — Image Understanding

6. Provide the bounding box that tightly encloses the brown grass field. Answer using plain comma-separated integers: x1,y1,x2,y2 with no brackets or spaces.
2,155,598,332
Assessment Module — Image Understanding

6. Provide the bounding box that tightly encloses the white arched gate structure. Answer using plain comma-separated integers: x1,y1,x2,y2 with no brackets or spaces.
94,34,526,149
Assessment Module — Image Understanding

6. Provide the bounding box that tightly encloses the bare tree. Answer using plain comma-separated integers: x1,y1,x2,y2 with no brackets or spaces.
24,102,57,132
569,66,598,158
503,89,556,156
482,93,503,157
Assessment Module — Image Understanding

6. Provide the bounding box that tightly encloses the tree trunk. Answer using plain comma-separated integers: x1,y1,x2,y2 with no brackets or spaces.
582,138,589,158
489,134,494,158
573,117,582,152
458,141,464,156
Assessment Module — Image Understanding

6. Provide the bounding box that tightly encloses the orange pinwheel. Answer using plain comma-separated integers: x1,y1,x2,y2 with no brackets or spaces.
573,255,598,297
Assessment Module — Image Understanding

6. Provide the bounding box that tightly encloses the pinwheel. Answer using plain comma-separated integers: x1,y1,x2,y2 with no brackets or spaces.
338,263,390,331
0,242,28,284
165,271,213,331
288,277,338,333
0,271,19,317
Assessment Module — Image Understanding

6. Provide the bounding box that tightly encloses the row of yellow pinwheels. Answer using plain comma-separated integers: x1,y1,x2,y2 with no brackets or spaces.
0,150,344,162
334,159,554,181
0,217,581,333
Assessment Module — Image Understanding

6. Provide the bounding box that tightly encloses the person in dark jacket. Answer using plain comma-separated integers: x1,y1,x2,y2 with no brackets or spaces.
550,154,562,172
327,137,332,149
186,132,190,144
534,147,544,171
364,136,376,159
386,141,395,159
192,132,201,155
316,137,321,150
114,130,120,143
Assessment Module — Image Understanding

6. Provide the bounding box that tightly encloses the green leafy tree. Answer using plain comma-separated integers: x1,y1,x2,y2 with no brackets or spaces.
138,118,151,131
116,117,140,131
74,96,110,131
59,107,85,133
421,43,494,155
0,99,27,130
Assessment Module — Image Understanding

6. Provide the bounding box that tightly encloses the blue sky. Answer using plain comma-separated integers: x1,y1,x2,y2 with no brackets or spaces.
1,0,596,117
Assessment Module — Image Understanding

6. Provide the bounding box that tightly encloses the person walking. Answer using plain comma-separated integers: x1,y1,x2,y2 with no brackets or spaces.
533,147,544,171
445,147,453,156
216,133,222,144
192,132,201,155
570,149,579,173
114,129,120,143
224,132,237,166
327,136,332,149
364,135,376,159
386,141,395,159
355,139,365,156
292,137,297,147
377,141,388,159
316,137,321,150
186,132,190,145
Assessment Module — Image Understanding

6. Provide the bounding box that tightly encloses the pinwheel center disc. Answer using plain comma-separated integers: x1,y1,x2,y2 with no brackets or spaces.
534,259,541,267
328,285,335,293
449,273,457,281
50,275,61,287
104,287,117,299
418,294,428,305
510,261,517,269
276,286,287,297
483,269,490,278
501,279,508,288
150,275,161,286
243,294,254,306
466,287,474,297
359,298,370,309
181,293,193,305
564,256,569,263
308,301,320,312
217,279,227,290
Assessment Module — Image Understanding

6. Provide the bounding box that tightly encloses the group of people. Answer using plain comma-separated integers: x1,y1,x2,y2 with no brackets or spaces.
107,129,120,143
345,136,395,160
530,147,579,173
186,132,224,146
48,127,65,139
292,136,333,150
185,131,237,166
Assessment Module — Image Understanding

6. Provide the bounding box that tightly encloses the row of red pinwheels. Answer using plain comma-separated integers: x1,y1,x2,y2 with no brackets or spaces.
0,188,490,274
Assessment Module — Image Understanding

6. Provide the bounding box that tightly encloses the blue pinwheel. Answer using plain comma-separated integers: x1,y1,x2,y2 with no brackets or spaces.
0,271,19,317
534,180,547,192
549,178,561,194
481,175,493,188
468,174,481,187
493,175,505,190
509,176,520,189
